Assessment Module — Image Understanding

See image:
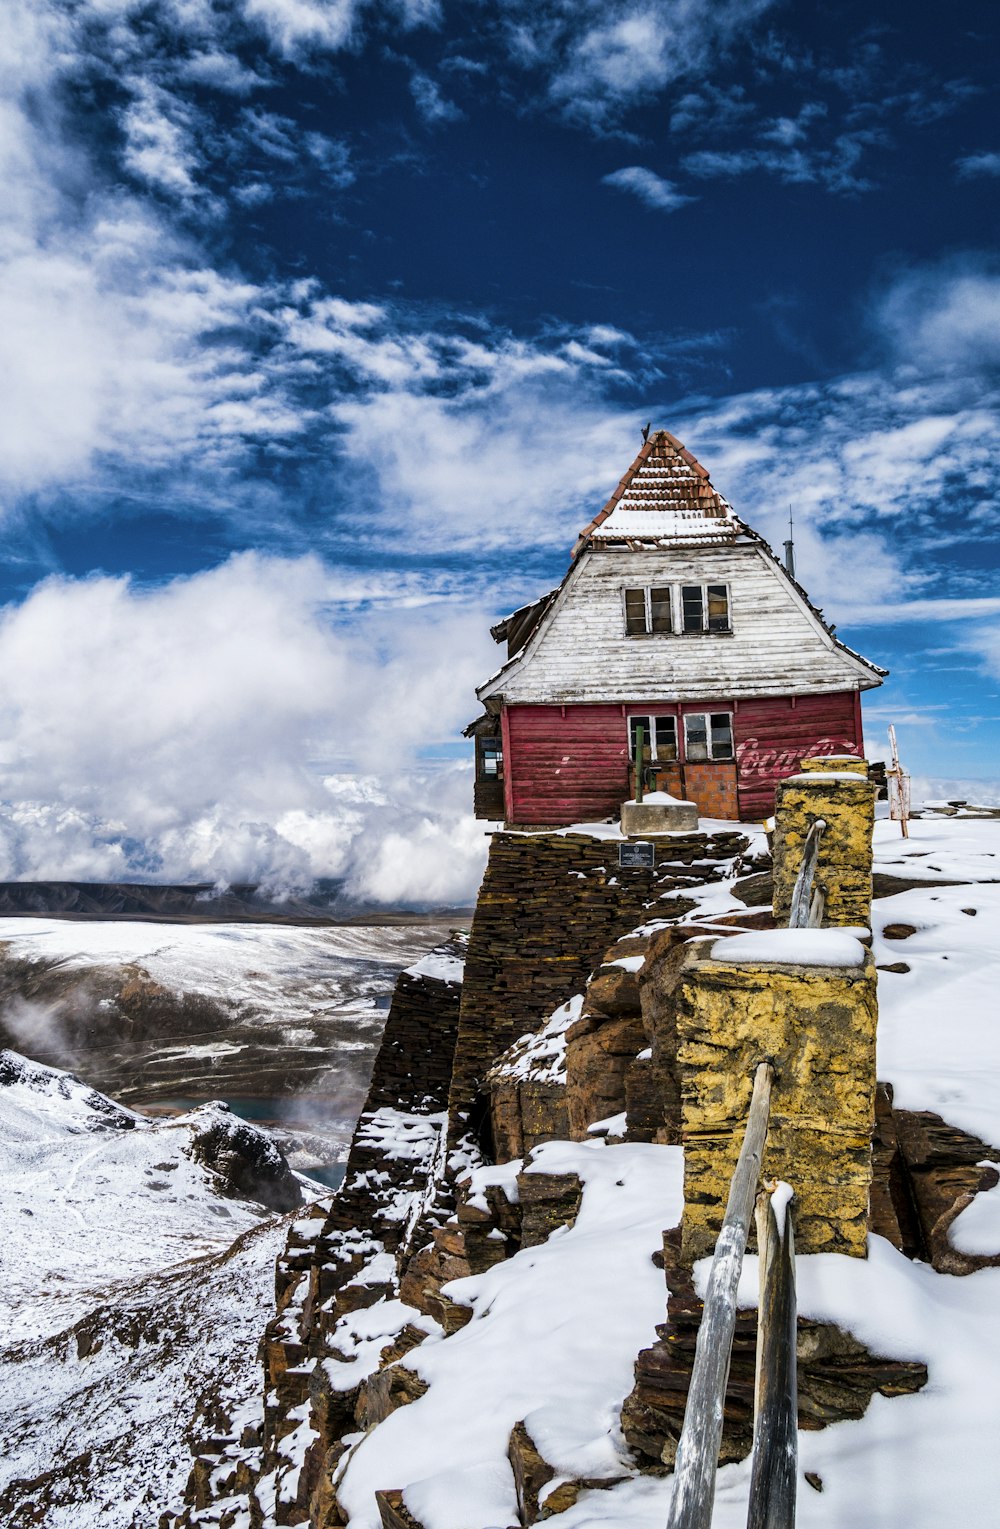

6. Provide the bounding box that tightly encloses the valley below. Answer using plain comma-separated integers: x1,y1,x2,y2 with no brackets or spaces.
0,916,459,1182
0,911,464,1528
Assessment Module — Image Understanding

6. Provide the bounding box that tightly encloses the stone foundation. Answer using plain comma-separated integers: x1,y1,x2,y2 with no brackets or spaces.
449,827,748,1146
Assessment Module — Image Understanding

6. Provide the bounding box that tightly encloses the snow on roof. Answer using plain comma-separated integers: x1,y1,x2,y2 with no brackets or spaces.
575,429,739,553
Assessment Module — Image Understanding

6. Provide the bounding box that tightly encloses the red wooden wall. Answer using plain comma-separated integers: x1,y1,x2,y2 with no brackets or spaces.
502,691,864,825
504,704,630,824
733,691,862,819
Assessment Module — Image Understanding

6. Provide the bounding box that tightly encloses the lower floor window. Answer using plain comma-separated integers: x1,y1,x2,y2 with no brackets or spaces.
629,714,678,762
684,711,734,761
630,710,734,763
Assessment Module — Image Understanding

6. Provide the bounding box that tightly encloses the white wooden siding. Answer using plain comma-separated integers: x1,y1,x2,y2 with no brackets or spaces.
480,543,881,705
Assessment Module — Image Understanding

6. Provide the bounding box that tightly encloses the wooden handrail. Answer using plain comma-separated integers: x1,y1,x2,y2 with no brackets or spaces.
666,1061,775,1529
747,1187,797,1528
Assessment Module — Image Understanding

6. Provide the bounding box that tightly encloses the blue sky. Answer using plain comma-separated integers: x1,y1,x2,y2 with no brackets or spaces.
0,0,997,900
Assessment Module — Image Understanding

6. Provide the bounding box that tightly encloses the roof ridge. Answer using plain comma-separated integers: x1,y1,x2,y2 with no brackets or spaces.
573,428,735,555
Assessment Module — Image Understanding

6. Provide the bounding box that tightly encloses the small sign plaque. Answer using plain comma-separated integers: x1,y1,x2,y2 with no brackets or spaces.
619,840,655,869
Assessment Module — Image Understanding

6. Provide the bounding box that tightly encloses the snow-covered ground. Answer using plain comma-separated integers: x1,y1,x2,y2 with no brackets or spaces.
0,1052,309,1347
0,1048,333,1527
324,812,1000,1529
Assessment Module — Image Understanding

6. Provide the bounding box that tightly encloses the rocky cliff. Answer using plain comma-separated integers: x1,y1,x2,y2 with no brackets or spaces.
170,815,1000,1529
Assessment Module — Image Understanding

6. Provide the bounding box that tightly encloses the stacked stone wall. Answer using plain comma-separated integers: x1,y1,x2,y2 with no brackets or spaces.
675,945,878,1259
448,828,747,1142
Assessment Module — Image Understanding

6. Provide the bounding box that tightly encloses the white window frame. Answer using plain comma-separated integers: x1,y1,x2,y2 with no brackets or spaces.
621,585,674,637
623,583,731,637
628,712,679,763
682,710,735,762
679,582,731,634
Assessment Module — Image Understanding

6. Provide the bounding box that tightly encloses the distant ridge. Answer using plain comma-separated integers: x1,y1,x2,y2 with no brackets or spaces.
0,881,473,926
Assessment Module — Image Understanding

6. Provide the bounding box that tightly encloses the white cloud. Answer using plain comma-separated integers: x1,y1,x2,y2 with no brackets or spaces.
510,0,776,130
601,166,694,212
410,71,464,123
875,259,1000,373
331,384,636,552
119,80,206,202
0,555,494,902
240,0,362,57
955,152,1000,179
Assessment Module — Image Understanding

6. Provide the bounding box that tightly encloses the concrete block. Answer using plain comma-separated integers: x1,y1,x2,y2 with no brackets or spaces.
621,797,698,835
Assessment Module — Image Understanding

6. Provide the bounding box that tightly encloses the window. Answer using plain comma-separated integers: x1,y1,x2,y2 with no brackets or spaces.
683,712,734,761
681,584,730,633
623,584,730,636
477,738,503,779
707,585,730,631
629,714,678,762
624,586,673,636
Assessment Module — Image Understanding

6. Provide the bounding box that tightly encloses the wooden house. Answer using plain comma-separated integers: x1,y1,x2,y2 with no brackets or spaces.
468,429,885,826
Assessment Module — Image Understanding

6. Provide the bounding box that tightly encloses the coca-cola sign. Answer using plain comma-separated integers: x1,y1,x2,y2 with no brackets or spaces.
735,736,859,780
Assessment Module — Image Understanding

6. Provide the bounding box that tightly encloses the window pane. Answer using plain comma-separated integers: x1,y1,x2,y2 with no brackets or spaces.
710,713,734,759
629,716,651,760
684,713,709,760
707,585,730,631
682,585,704,632
654,716,678,761
479,740,502,778
649,587,672,633
624,588,647,636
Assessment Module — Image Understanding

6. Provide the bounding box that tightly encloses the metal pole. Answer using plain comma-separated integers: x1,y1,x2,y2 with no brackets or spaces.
746,1190,798,1529
666,1061,775,1529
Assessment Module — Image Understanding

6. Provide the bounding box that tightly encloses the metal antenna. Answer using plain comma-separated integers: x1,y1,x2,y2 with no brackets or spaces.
783,504,795,580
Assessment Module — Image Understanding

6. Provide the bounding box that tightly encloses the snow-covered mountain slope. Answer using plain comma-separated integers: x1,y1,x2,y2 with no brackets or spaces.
0,1050,303,1347
0,1211,295,1529
0,1048,333,1528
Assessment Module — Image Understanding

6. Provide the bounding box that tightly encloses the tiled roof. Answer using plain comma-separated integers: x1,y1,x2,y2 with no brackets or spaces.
574,428,739,554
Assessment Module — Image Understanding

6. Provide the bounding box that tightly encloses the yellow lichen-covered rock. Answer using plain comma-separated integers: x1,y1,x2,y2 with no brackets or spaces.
676,943,878,1261
772,766,876,927
799,754,869,775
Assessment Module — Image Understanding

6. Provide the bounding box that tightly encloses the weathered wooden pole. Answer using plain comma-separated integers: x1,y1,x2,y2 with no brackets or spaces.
635,723,645,804
787,819,825,929
666,1061,774,1529
747,1187,797,1529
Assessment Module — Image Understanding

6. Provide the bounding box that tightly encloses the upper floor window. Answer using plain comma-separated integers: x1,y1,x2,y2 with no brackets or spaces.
682,584,731,633
624,586,672,636
623,583,730,636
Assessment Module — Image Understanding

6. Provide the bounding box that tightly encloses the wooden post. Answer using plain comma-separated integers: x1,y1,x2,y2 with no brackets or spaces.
787,818,825,928
666,1061,774,1529
635,723,645,805
752,1184,777,1434
887,725,910,839
747,1188,797,1529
